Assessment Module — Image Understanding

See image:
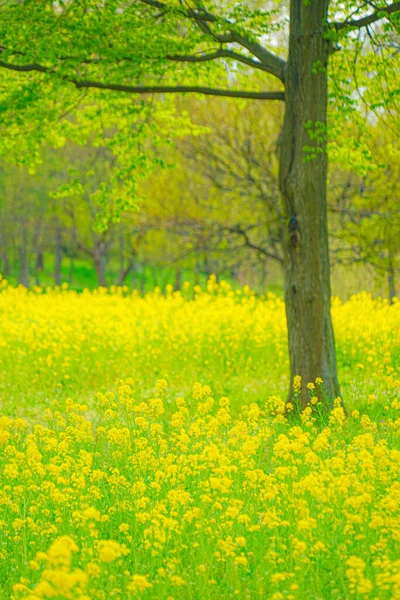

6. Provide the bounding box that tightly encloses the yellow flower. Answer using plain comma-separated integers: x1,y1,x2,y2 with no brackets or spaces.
128,574,153,592
293,375,302,391
97,540,129,563
47,536,79,568
169,575,186,586
234,556,248,567
155,379,168,395
13,583,29,593
81,507,101,521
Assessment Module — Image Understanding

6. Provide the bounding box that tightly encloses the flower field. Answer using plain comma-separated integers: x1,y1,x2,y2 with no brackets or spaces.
0,277,399,599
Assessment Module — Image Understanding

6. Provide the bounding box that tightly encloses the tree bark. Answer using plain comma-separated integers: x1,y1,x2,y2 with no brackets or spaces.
279,0,340,408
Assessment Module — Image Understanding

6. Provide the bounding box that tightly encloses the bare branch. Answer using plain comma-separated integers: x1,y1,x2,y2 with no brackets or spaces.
334,1,400,31
222,224,284,264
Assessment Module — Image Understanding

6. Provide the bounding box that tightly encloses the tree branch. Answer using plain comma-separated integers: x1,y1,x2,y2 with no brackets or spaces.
0,60,47,73
0,45,280,77
137,0,286,82
228,32,286,83
222,224,284,264
0,60,285,100
73,80,284,100
334,2,400,31
167,49,279,76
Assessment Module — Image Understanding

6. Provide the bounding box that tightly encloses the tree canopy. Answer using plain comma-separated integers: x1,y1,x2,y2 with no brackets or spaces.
1,1,398,155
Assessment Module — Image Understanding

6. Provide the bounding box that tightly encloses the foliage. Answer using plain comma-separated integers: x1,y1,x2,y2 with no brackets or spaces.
330,121,400,299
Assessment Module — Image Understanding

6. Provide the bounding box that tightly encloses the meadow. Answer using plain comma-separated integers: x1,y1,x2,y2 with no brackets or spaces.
0,276,399,599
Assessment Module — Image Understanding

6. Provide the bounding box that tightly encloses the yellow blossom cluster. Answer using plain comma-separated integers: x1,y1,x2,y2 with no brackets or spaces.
0,380,398,599
0,277,398,418
0,277,399,598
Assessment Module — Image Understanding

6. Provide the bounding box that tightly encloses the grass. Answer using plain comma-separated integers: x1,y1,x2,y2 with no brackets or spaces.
2,256,249,296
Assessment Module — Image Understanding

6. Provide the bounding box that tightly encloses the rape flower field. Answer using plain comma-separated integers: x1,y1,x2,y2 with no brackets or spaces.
0,276,399,599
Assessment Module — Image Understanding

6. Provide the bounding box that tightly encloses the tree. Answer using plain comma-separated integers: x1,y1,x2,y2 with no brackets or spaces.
330,121,400,302
0,0,399,406
179,95,284,273
138,97,284,289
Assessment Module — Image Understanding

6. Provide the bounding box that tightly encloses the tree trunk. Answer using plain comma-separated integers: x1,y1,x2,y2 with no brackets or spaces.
131,259,139,290
174,269,182,291
117,225,136,286
19,225,29,287
35,250,44,286
279,0,340,408
36,251,44,271
259,260,268,291
93,241,107,287
140,263,146,295
54,227,62,286
118,223,125,285
69,210,77,286
1,240,11,276
33,221,44,285
388,255,396,305
194,260,200,286
118,255,135,286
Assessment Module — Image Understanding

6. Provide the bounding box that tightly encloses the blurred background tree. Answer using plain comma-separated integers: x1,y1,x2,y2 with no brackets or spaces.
1,95,398,299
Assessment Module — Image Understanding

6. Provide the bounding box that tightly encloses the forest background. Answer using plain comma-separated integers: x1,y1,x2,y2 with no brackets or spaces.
0,1,399,301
